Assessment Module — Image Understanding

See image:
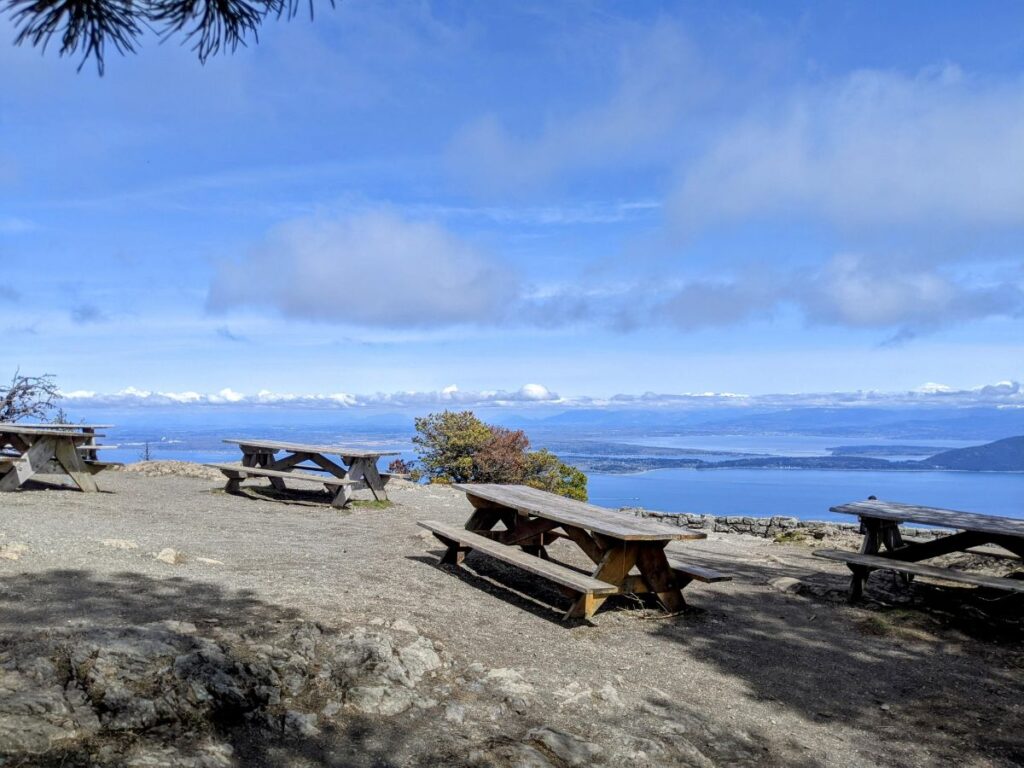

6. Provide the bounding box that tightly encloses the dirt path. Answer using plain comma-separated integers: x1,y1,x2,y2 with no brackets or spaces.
0,469,1020,767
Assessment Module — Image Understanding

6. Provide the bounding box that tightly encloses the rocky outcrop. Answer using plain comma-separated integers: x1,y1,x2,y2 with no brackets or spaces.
0,618,773,767
627,508,945,541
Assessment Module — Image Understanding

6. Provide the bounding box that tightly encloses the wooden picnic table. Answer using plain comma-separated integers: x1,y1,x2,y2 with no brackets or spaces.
815,499,1024,600
420,483,731,621
209,438,400,507
0,423,119,492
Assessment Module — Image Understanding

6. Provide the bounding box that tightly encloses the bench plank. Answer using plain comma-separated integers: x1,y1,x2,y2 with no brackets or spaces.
813,549,1024,593
665,555,732,583
453,483,706,542
419,520,618,595
830,500,1024,538
205,463,355,486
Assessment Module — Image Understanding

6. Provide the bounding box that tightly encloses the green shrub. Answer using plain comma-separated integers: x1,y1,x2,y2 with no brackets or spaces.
525,449,588,501
412,410,587,500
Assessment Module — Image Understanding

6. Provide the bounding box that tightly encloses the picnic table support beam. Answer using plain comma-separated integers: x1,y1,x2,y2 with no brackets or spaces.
565,539,638,620
636,544,687,614
0,436,57,491
346,457,388,501
54,438,99,493
243,449,287,491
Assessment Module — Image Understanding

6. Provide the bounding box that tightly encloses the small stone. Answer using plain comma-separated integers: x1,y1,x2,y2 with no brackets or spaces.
391,619,418,634
154,548,185,565
445,703,466,723
322,700,342,717
284,710,320,737
880,703,891,712
195,557,224,565
0,542,28,560
769,577,803,594
99,539,139,550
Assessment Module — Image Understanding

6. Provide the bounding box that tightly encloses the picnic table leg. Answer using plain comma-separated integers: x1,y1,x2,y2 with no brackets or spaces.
565,540,639,620
346,457,387,501
635,544,687,614
431,532,469,565
253,450,287,491
54,439,99,492
329,482,354,508
82,427,98,462
0,436,56,491
849,517,882,601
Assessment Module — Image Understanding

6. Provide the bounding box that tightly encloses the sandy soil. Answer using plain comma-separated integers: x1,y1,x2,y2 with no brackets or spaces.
0,467,1021,767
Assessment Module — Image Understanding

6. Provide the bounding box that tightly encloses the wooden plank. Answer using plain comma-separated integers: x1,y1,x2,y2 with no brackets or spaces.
10,423,113,429
831,500,1024,538
0,426,103,439
205,463,355,485
453,483,706,541
418,520,619,595
813,549,1024,593
223,438,399,458
665,556,732,583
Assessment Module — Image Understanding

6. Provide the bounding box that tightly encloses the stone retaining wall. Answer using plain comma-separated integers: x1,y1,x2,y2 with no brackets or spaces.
626,508,945,540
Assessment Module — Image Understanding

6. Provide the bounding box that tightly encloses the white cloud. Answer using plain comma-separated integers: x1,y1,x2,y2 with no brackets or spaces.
207,210,518,327
447,21,706,194
59,380,1024,410
799,255,1023,334
61,383,563,409
672,66,1024,231
527,255,1022,337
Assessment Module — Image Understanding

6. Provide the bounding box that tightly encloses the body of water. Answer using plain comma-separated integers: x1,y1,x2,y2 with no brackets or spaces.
587,467,1024,521
70,407,1024,522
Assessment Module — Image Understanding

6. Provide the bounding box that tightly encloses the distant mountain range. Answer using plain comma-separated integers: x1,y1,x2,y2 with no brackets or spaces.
564,436,1024,474
515,405,1024,441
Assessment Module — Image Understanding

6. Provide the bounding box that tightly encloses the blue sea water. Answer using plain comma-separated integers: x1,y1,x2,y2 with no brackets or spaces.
71,406,1024,522
586,468,1024,522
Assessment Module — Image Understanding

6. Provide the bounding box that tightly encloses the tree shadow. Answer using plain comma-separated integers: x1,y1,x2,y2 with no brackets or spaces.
0,569,463,768
644,554,1024,767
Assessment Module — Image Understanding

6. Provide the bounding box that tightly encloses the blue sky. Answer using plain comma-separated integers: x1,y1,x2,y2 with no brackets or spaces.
2,1,1023,405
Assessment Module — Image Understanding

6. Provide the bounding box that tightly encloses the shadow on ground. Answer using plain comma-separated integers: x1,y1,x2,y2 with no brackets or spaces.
647,556,1024,768
412,541,1023,767
0,569,456,768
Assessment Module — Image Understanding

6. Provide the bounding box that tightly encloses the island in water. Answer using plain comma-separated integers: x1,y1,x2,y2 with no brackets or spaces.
560,435,1024,474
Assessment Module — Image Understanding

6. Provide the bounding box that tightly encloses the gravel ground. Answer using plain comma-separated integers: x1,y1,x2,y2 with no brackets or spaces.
1,467,1021,767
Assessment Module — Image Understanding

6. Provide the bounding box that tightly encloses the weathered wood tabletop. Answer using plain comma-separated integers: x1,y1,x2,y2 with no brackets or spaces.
0,423,117,492
218,438,400,504
424,483,717,620
821,498,1024,599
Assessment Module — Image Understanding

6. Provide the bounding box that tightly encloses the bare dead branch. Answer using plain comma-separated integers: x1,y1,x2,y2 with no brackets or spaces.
0,368,61,423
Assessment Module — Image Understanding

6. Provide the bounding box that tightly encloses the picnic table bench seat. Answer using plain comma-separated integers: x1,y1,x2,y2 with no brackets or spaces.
419,520,620,597
665,556,732,584
814,549,1024,594
206,463,362,507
